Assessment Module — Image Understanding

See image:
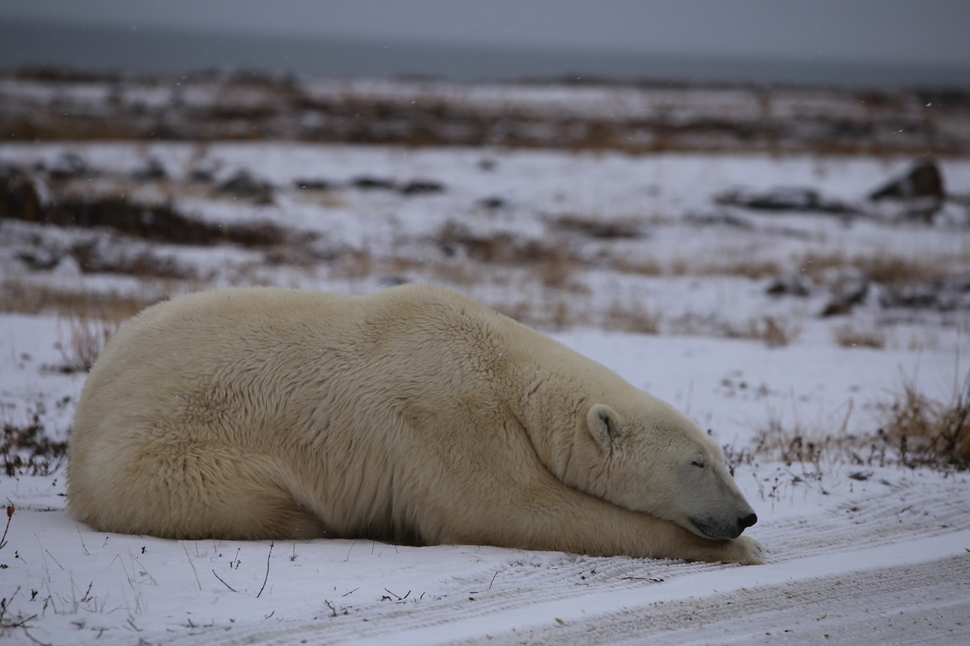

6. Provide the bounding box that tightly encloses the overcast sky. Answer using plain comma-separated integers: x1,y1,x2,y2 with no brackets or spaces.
2,0,969,68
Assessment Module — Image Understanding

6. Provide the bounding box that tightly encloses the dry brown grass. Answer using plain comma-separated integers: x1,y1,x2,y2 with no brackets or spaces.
882,376,970,468
833,324,887,349
685,258,784,280
68,244,199,280
0,279,152,319
615,256,782,280
798,251,953,288
493,294,662,335
613,258,665,276
55,315,121,373
734,316,802,347
495,299,576,331
426,258,488,287
330,249,374,280
2,408,68,477
604,300,661,335
741,376,970,473
434,221,581,291
5,189,289,248
740,400,901,478
854,254,947,287
671,312,801,347
551,214,643,239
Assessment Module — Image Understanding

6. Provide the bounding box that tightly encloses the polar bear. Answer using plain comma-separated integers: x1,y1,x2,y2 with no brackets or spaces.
68,285,763,564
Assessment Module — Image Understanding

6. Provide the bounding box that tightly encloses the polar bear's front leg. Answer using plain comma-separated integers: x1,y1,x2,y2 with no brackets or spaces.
432,472,765,564
568,500,766,565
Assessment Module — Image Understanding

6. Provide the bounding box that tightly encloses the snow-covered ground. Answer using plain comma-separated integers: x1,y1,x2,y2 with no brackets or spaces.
2,139,969,644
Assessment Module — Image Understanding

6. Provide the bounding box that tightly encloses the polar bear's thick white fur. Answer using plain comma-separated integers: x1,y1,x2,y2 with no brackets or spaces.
68,285,762,564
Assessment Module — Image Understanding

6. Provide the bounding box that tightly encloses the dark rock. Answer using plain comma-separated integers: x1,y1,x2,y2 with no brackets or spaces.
685,212,754,229
46,152,88,180
0,170,43,222
868,160,945,222
293,178,332,190
716,186,853,214
217,169,274,203
351,176,396,190
879,279,970,312
189,167,216,183
870,160,944,201
16,250,61,271
400,180,445,195
131,157,168,181
821,281,869,317
478,196,506,210
379,275,410,287
766,276,812,297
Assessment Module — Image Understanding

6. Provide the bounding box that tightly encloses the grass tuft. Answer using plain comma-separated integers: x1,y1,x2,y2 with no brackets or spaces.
881,376,970,469
1,410,67,477
56,315,121,373
832,324,887,349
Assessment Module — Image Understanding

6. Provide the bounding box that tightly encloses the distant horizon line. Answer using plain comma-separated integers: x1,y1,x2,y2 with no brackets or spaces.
2,17,969,90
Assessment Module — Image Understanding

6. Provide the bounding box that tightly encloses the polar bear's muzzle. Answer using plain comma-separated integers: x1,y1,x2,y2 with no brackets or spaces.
691,511,758,540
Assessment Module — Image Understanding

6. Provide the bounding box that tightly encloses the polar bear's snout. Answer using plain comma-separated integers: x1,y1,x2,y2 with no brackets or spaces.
692,508,758,540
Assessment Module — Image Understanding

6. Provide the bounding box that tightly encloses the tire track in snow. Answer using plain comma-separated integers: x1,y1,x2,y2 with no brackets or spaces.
456,554,970,646
110,476,970,646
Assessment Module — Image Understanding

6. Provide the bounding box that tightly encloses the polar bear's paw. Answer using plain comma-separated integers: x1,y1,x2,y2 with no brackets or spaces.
728,535,765,565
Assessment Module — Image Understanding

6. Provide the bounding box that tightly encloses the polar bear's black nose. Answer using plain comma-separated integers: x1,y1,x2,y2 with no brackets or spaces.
738,513,758,532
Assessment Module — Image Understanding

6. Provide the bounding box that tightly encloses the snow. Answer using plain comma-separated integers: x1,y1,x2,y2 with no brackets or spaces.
2,138,970,644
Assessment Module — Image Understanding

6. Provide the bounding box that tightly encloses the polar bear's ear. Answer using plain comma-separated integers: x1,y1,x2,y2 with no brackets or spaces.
587,404,623,449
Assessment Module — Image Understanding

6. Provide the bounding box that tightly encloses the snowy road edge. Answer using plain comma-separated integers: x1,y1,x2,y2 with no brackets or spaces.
346,530,970,646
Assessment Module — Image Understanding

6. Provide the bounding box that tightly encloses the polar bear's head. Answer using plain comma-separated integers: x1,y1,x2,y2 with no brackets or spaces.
576,397,757,541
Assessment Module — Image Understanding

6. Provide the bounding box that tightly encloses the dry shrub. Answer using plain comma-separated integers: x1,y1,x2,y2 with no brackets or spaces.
613,257,664,276
331,248,374,280
1,410,67,477
427,258,487,287
745,376,970,473
435,221,578,290
730,316,801,347
495,299,575,331
881,376,970,469
752,416,826,471
536,250,579,291
68,243,198,279
667,312,799,346
605,300,660,335
833,324,887,349
615,256,781,280
552,214,642,239
798,251,950,288
854,254,944,287
3,191,289,248
0,278,151,319
56,314,123,373
685,258,783,280
715,259,784,280
796,252,848,283
745,401,879,475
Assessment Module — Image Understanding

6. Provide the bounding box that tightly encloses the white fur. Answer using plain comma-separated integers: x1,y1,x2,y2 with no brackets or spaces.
68,285,763,564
